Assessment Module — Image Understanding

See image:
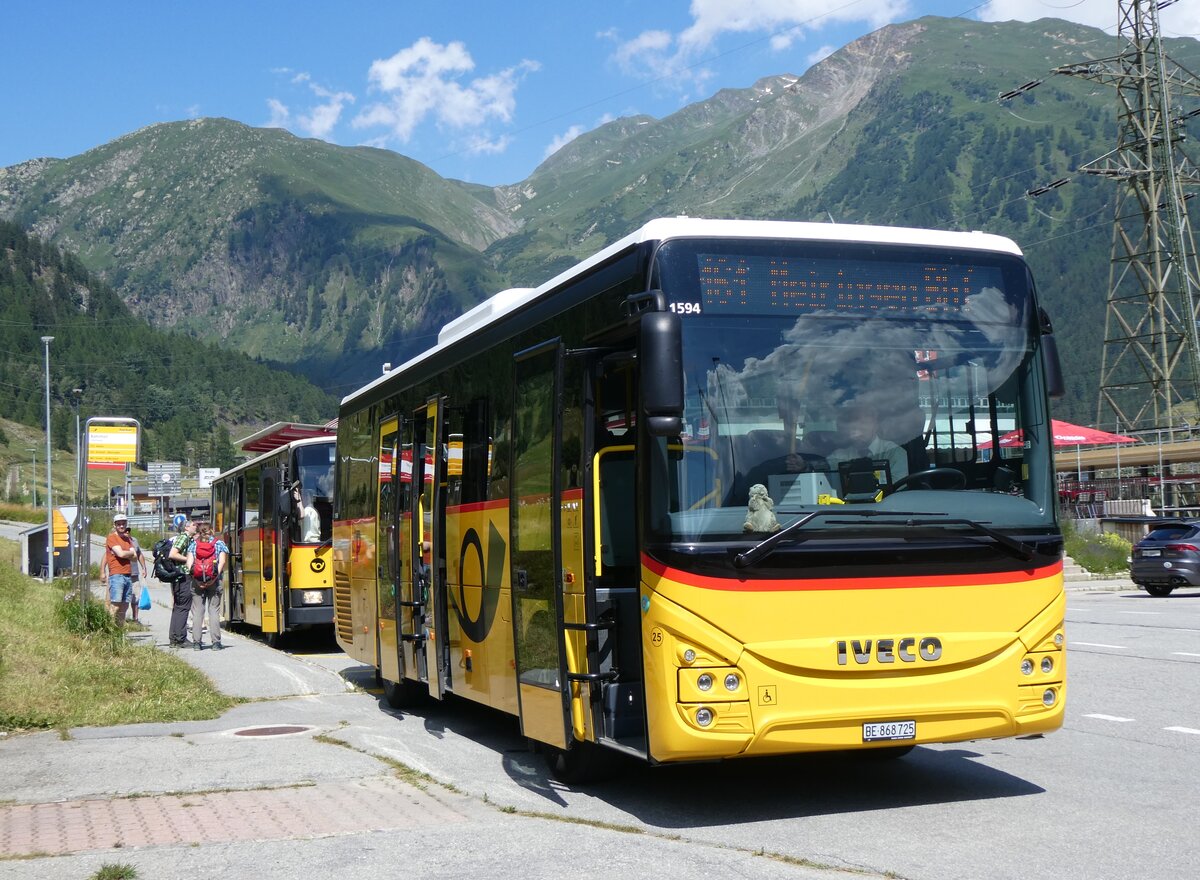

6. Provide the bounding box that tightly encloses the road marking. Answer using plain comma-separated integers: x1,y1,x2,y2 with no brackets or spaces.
1073,642,1128,649
1172,652,1200,658
1164,726,1200,736
1119,611,1160,615
1084,714,1135,723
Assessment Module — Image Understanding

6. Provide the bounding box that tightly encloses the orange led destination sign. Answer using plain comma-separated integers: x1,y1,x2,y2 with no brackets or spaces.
696,254,1005,316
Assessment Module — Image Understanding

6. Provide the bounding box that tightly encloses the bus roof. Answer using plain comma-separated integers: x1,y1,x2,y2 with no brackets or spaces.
342,217,1024,407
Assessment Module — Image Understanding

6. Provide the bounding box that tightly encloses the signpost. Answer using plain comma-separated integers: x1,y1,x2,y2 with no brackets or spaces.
76,418,141,605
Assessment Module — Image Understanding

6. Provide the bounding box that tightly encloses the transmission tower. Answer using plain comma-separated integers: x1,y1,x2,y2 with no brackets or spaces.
1055,0,1200,437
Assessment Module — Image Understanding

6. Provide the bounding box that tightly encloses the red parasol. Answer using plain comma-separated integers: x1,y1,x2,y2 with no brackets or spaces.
982,419,1138,449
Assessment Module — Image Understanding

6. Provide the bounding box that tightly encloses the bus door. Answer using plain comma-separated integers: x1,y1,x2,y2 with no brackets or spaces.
377,417,402,687
415,399,450,700
511,341,570,749
260,467,284,637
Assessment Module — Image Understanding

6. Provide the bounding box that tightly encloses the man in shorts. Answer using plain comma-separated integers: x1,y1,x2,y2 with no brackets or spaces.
105,513,137,625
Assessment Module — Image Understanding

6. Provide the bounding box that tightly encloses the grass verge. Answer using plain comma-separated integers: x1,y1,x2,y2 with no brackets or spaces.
0,539,235,732
1063,520,1132,575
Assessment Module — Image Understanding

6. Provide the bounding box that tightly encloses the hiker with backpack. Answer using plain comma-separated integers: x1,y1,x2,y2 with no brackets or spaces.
160,519,197,648
185,520,228,651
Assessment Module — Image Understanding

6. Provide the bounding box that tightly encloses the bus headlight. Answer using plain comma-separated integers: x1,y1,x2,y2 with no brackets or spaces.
697,673,714,691
301,590,325,605
724,673,740,691
1041,657,1054,674
695,707,714,727
1021,659,1034,675
1042,688,1057,707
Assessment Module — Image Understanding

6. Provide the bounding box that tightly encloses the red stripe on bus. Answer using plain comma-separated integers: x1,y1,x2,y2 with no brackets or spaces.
642,554,1061,592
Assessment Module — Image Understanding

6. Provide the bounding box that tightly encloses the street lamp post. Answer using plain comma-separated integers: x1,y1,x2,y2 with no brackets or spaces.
41,336,54,581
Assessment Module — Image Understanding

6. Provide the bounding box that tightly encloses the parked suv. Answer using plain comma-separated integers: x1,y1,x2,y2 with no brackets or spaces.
1130,521,1200,597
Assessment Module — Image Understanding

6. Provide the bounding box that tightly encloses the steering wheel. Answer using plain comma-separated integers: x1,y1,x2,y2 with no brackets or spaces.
889,467,967,493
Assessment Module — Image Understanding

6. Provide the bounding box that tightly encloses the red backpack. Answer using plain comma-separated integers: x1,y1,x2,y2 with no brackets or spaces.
191,538,217,583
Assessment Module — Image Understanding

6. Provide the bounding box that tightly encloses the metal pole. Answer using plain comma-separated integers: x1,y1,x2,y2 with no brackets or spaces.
72,388,82,593
1157,427,1165,513
41,336,53,581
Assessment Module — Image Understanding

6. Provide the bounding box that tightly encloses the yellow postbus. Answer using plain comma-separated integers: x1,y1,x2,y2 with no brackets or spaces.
334,218,1067,780
212,429,336,646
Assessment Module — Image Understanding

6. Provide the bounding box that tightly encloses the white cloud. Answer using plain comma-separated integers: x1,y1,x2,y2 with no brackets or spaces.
544,124,585,158
464,133,513,155
266,98,290,128
353,37,539,148
805,44,835,67
266,70,354,141
297,82,354,139
978,0,1199,36
611,0,909,88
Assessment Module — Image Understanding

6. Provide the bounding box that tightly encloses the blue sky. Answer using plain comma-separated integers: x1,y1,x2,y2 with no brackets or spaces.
3,1,1197,186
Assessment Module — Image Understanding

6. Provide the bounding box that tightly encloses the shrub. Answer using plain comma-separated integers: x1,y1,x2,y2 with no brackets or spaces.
56,592,124,652
1064,522,1132,575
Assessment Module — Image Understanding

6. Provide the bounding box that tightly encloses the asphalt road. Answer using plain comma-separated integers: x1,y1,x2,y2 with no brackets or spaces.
2,544,1197,878
289,585,1200,879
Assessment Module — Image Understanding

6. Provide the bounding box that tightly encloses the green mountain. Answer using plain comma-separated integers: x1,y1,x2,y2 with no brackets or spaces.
0,121,511,385
2,15,1198,424
0,220,335,467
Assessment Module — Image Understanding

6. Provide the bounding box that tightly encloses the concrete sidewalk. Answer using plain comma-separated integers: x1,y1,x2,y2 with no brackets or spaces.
1,578,840,880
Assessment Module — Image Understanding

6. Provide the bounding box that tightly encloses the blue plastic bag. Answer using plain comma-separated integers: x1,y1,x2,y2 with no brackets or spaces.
138,585,152,611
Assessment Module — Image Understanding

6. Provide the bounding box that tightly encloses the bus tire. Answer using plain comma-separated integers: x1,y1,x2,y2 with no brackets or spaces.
265,630,285,649
382,677,423,710
544,740,619,785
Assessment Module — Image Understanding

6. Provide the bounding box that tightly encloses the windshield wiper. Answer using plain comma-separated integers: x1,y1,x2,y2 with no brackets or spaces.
733,509,930,569
733,512,1037,568
902,518,1038,562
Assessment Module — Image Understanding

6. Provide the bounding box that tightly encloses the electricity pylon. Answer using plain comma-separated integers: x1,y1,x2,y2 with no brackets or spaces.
1055,0,1200,437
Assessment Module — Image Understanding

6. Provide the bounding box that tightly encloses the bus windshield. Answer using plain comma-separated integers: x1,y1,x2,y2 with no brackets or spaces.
294,442,336,543
647,237,1056,543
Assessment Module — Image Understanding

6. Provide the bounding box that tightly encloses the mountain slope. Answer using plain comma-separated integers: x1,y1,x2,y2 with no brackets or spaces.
0,119,510,380
0,220,335,467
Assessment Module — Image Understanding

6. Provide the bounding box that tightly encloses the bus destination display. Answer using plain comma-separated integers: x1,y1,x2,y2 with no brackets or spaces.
697,254,1005,316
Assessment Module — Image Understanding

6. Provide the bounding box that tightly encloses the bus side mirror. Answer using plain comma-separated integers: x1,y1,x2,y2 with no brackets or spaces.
1039,307,1065,399
640,308,685,436
278,487,293,521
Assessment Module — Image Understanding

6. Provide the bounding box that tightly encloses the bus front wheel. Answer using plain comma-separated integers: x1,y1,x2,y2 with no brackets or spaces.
382,677,423,710
544,739,620,784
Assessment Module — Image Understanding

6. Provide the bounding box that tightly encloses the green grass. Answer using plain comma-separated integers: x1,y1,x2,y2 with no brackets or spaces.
1063,521,1133,576
0,538,236,732
91,865,138,880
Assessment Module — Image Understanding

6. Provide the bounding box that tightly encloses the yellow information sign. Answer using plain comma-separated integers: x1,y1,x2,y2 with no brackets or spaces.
87,424,138,464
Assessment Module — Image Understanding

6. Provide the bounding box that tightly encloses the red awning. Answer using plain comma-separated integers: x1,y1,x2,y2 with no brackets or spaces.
981,419,1138,449
237,422,337,454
